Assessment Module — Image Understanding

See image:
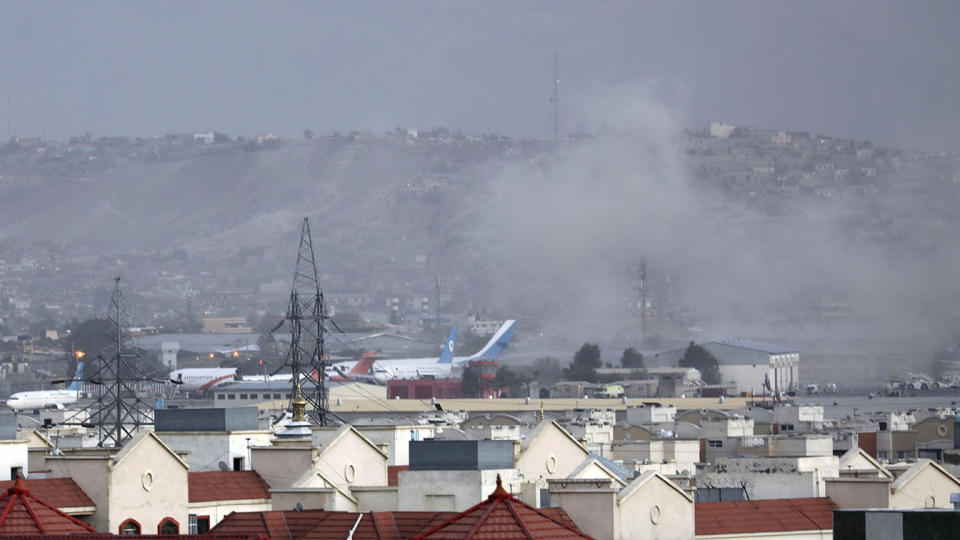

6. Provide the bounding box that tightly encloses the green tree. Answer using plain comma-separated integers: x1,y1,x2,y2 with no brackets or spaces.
620,347,645,368
565,342,601,383
461,364,482,398
679,341,722,384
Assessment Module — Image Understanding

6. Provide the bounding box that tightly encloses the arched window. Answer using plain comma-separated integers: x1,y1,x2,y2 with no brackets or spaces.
119,518,141,535
158,517,180,534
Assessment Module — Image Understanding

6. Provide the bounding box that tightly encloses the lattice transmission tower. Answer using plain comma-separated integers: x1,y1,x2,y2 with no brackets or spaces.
84,277,155,447
283,218,333,425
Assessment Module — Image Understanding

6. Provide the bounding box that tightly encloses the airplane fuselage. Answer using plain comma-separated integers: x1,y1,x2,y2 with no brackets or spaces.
6,390,78,411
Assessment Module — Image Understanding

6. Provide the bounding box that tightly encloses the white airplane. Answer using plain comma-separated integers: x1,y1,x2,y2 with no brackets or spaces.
168,367,239,392
326,320,517,383
6,362,84,411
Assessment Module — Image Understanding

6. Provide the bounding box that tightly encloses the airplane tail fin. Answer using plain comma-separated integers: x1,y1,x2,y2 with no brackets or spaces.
438,327,457,364
350,353,379,375
66,362,83,391
469,320,516,361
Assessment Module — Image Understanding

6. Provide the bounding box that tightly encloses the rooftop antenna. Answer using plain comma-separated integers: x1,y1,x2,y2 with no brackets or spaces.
551,52,560,141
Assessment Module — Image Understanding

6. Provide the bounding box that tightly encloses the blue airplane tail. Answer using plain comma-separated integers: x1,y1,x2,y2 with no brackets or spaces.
470,320,516,361
66,362,83,391
438,327,457,364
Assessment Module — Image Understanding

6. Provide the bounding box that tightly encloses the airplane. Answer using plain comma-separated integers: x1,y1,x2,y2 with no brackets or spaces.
240,353,380,384
6,362,84,411
326,320,517,383
168,367,239,392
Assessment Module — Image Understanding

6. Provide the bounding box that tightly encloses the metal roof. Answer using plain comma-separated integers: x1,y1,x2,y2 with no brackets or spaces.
709,340,800,355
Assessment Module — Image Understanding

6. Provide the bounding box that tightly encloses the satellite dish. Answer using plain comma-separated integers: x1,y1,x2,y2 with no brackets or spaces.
218,461,229,472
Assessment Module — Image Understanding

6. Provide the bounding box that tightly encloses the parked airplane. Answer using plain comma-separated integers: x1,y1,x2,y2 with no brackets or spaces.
6,362,84,411
168,367,239,392
241,353,380,384
327,320,517,383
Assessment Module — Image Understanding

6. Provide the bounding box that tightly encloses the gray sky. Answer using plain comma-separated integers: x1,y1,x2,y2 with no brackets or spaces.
1,1,958,150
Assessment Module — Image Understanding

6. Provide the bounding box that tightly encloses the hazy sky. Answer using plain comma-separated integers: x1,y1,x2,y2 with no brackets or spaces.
1,1,957,150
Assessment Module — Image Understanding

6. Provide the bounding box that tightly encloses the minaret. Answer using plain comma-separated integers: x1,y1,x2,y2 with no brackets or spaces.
278,380,312,439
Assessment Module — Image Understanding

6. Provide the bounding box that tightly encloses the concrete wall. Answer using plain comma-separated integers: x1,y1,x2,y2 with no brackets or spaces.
251,445,314,488
47,456,111,530
627,406,677,425
313,429,387,488
0,439,29,479
826,478,890,508
355,425,434,466
396,468,519,512
107,437,188,534
352,486,399,511
271,489,340,511
156,430,271,472
516,425,589,483
619,476,694,540
549,488,617,540
890,464,960,509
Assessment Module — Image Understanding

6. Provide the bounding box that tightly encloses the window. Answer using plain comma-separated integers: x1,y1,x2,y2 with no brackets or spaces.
158,517,179,535
708,440,723,448
780,424,794,431
233,457,244,471
119,519,141,535
273,393,282,399
410,429,420,441
877,451,889,460
286,393,292,399
239,393,248,399
227,394,236,400
10,466,22,480
896,450,913,461
188,515,210,534
248,393,257,400
189,515,197,534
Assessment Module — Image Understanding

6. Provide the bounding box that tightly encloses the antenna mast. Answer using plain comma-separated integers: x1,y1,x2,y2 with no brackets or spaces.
638,257,648,341
551,52,560,141
285,218,332,425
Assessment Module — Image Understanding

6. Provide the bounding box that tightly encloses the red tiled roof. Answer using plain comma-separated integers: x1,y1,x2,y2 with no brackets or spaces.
388,465,409,487
0,476,99,535
212,509,459,540
695,497,837,536
0,477,95,510
412,476,593,539
189,470,272,503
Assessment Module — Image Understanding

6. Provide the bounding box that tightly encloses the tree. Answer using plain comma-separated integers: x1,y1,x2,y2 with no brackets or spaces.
679,341,722,384
565,343,601,383
620,347,645,369
461,364,482,398
67,318,112,357
494,366,530,398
